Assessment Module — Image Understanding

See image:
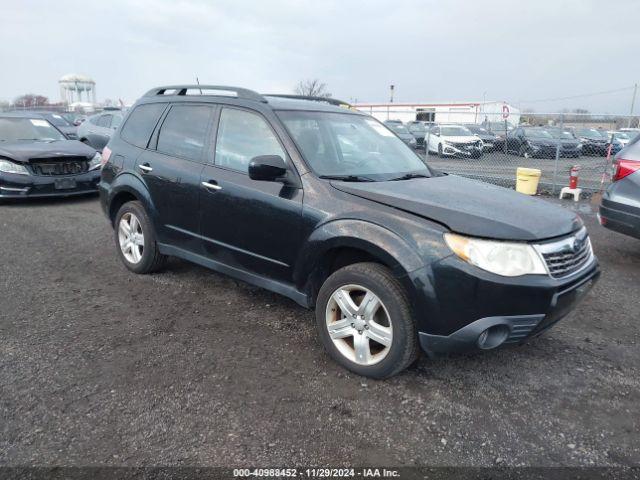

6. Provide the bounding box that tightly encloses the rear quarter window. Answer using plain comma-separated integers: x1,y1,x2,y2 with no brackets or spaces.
120,103,166,148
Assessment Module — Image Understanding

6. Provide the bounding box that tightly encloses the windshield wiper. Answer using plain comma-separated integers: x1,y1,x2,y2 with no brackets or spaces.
319,175,376,182
389,173,430,181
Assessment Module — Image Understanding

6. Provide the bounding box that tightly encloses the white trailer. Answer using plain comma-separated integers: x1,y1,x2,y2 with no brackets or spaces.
354,101,520,126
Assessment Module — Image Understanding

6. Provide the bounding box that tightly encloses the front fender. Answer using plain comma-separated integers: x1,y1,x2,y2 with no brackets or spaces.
294,219,425,288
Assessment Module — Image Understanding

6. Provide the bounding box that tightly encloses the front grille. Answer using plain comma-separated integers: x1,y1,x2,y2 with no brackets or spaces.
29,157,89,176
537,228,593,278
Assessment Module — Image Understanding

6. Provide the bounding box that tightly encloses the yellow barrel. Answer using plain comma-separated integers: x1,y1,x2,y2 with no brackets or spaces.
516,167,542,195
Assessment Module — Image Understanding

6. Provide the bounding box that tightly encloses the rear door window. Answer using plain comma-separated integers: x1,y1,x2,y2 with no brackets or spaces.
214,108,286,173
156,105,213,161
97,115,112,128
120,103,166,148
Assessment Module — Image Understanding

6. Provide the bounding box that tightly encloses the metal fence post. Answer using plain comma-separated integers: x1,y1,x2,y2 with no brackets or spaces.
552,114,564,194
425,128,431,160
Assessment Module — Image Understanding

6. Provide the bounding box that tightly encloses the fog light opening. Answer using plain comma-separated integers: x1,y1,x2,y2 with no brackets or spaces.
477,325,510,350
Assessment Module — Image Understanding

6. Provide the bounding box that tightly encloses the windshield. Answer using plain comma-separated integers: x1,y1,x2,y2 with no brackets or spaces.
546,129,575,139
0,117,66,142
408,123,426,133
524,128,553,139
577,128,603,139
466,125,489,135
278,111,430,180
440,125,473,136
486,122,514,132
389,124,410,134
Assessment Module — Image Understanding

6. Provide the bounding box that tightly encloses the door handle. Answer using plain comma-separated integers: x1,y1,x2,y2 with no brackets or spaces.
138,164,153,173
201,181,222,191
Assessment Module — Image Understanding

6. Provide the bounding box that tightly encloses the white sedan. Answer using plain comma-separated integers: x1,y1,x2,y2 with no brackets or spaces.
425,124,483,158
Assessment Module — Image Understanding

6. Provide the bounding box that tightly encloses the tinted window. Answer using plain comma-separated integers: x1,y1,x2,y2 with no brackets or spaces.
121,103,166,148
111,114,123,128
97,114,112,128
215,108,286,173
157,105,212,161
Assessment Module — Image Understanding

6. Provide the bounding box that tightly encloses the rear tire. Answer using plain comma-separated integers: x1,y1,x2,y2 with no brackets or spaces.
519,145,532,158
114,201,166,274
315,262,418,379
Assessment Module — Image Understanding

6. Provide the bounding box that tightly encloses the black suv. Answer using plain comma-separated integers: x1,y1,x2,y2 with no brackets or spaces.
100,85,600,378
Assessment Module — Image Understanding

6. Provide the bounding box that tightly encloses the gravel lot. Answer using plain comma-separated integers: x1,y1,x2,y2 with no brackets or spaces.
1,193,639,468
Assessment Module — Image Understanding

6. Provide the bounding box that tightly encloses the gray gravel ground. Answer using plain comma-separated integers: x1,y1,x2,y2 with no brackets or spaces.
0,194,638,467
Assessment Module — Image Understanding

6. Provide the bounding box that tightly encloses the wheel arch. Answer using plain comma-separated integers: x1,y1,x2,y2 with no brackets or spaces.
295,220,424,307
107,173,156,226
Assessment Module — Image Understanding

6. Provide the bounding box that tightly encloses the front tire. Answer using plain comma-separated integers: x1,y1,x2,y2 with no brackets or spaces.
437,143,444,157
114,201,166,274
315,263,418,379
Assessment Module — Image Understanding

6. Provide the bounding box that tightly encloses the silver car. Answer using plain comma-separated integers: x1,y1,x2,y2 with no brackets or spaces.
77,110,124,151
599,134,640,239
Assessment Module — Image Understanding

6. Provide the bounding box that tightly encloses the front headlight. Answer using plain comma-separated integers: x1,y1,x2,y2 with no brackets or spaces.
0,159,29,175
88,152,102,171
444,233,547,277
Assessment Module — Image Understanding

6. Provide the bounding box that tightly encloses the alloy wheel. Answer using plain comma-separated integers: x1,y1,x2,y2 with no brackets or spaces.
325,284,393,366
118,212,145,264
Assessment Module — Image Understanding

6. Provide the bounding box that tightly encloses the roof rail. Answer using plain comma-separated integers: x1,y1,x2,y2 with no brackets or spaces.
265,94,352,108
144,85,267,103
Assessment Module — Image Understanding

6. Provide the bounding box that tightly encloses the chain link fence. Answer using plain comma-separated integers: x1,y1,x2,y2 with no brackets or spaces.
360,108,639,194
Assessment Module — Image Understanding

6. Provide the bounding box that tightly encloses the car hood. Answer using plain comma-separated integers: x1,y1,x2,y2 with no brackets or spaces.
332,175,581,241
527,138,557,147
0,140,96,163
477,134,497,141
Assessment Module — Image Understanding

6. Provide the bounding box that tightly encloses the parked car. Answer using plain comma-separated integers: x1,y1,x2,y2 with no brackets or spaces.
483,121,515,151
597,130,623,156
543,127,582,158
0,113,102,199
506,126,559,158
100,85,599,378
64,113,87,126
406,121,427,149
77,110,124,150
26,111,78,140
384,121,417,148
599,134,640,239
426,124,483,158
567,127,609,156
464,124,500,152
607,131,631,148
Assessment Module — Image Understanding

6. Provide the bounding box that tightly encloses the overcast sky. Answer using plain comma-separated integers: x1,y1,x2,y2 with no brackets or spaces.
2,0,639,113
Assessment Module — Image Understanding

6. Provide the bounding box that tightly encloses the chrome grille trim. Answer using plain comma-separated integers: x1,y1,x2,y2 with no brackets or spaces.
534,227,594,279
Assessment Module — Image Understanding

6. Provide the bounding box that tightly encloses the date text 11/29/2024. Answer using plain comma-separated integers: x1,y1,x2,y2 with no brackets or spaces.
233,468,400,477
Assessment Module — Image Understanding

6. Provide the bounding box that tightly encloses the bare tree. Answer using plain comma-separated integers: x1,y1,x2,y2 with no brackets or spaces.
294,79,331,98
13,94,49,108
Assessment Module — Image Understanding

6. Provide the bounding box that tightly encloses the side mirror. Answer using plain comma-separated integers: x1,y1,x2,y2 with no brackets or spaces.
248,155,287,182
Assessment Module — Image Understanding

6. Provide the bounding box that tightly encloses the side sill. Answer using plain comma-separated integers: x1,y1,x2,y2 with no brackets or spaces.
158,243,310,308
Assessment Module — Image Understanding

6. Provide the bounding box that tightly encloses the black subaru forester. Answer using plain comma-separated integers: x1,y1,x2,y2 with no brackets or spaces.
99,85,600,378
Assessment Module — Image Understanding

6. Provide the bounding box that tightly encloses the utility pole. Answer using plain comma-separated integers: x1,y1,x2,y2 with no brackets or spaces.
389,84,395,103
629,83,637,128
